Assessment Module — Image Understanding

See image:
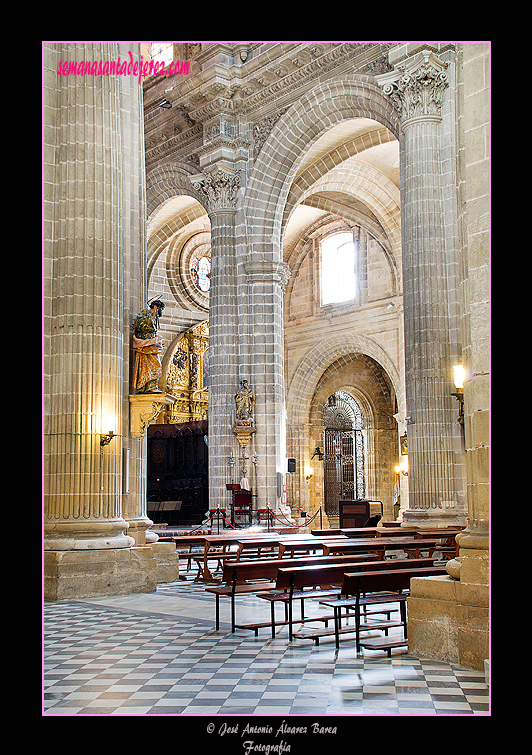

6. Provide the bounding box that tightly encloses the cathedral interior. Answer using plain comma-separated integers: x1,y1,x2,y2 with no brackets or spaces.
43,41,490,717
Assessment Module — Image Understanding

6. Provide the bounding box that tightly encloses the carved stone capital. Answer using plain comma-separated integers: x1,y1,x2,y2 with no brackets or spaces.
191,167,240,214
377,51,449,126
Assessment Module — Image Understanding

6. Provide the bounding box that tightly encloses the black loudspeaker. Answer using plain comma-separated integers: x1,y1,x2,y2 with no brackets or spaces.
287,458,296,473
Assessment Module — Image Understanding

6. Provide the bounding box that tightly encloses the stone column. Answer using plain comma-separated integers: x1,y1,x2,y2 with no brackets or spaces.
243,256,291,513
43,43,157,599
378,51,464,524
192,166,241,510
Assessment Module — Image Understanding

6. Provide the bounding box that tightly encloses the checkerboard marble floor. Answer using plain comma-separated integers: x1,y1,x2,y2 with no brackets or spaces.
43,574,489,717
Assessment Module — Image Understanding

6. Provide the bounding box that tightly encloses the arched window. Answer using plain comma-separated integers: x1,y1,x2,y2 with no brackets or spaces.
321,231,357,305
190,250,211,292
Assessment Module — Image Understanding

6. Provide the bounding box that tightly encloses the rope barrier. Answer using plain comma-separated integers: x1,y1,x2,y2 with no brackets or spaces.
157,504,322,535
264,506,321,528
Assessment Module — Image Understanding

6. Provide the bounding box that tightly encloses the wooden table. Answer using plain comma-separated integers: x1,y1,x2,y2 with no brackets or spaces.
413,528,463,541
322,538,388,559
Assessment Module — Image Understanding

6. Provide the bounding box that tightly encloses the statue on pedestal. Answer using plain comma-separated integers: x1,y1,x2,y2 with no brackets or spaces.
235,379,255,426
132,299,165,394
233,379,256,450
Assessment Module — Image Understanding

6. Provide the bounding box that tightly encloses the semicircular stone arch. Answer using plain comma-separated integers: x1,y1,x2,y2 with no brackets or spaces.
244,76,400,260
146,162,206,218
287,332,400,431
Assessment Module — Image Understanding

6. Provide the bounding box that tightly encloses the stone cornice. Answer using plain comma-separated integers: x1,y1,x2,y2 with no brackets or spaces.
143,43,394,164
244,260,291,292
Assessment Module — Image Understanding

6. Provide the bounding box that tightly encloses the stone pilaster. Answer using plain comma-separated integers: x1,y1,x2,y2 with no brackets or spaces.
192,166,241,509
378,51,464,524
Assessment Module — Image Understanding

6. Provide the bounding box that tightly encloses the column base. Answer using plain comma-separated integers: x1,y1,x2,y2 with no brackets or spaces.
44,547,157,602
151,542,180,583
402,508,467,527
407,565,489,671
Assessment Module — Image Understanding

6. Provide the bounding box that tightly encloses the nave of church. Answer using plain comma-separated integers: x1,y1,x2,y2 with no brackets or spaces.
43,40,490,716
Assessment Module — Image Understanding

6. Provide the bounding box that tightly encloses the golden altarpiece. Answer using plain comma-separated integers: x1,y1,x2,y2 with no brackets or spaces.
159,320,209,424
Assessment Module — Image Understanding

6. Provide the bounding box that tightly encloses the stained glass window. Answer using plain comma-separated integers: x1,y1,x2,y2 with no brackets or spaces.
191,254,211,293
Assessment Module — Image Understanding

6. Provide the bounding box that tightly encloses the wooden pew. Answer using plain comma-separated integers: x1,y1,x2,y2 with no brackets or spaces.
268,558,439,641
206,553,380,634
322,537,438,560
319,565,448,652
341,527,419,538
191,533,283,579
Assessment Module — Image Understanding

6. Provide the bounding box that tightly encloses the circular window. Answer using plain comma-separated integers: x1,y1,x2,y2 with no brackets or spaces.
191,255,211,292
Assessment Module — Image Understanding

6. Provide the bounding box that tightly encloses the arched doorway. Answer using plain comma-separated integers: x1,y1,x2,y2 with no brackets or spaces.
323,391,365,516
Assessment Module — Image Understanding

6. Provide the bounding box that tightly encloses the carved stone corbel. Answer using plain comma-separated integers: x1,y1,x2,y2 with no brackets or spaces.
129,393,176,439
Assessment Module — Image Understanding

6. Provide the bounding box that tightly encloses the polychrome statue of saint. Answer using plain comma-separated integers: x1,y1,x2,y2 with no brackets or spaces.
133,299,165,393
234,379,255,425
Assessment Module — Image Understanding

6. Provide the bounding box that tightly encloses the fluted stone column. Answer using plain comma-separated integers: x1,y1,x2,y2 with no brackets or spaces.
378,45,490,671
192,167,241,509
378,51,464,523
43,43,157,599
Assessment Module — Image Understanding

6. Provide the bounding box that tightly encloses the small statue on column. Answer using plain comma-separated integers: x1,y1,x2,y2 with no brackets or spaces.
233,379,256,450
235,379,255,426
132,299,165,394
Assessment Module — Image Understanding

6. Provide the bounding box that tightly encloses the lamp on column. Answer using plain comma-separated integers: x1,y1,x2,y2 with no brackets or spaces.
395,459,408,477
452,363,466,425
100,414,116,447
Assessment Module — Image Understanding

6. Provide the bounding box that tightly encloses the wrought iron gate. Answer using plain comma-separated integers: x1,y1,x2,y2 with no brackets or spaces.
323,392,365,516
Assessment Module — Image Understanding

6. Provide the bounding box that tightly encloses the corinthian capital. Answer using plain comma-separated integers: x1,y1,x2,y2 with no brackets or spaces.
376,51,449,126
191,166,240,214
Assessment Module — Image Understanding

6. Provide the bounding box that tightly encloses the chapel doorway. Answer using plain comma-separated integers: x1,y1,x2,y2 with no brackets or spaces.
323,391,365,517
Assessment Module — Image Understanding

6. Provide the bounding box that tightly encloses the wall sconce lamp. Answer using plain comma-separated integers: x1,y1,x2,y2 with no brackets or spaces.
395,459,408,477
306,473,313,482
100,430,114,447
100,415,116,447
452,363,465,424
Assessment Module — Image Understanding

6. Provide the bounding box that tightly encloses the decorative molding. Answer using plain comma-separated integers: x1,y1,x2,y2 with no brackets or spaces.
253,108,289,158
376,51,449,126
244,260,291,292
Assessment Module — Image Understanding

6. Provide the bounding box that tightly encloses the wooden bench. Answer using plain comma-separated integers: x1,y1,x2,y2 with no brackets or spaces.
186,533,283,579
319,565,448,652
322,537,438,560
206,553,379,634
265,557,439,641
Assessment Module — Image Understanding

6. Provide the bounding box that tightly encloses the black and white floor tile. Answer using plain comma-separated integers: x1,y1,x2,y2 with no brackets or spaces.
43,575,489,717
